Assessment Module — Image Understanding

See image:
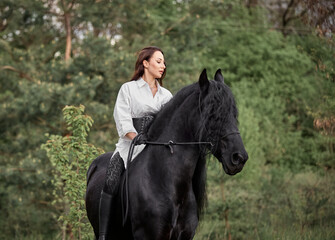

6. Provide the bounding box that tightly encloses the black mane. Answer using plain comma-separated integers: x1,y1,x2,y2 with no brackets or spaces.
149,79,238,151
198,80,238,150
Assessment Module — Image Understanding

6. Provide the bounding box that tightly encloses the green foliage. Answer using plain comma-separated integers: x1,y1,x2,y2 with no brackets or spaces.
0,0,334,239
42,105,104,239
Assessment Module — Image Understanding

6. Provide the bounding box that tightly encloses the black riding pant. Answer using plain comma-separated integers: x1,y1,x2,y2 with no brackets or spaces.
103,152,125,195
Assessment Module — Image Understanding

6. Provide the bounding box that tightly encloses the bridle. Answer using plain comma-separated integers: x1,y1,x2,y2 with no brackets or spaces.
122,92,240,225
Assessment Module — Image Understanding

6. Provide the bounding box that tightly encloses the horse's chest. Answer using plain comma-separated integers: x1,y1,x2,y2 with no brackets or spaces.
131,195,198,240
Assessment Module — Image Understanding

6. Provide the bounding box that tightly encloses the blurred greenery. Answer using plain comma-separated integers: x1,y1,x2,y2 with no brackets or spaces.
0,0,334,239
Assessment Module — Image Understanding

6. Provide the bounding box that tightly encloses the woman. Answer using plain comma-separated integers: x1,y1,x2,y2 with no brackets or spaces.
98,46,173,240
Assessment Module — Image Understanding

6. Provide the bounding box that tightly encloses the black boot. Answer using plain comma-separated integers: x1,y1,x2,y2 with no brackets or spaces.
98,190,113,240
98,152,124,239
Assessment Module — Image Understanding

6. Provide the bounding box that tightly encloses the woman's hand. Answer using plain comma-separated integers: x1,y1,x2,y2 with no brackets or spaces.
125,132,137,140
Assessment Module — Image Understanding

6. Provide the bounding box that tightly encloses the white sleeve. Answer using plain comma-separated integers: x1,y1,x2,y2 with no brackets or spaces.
113,84,137,138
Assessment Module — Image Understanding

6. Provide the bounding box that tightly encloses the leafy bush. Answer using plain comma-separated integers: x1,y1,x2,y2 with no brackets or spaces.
42,105,104,240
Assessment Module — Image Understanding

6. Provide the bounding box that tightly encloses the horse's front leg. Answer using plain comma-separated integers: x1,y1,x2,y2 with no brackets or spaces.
132,213,174,240
170,194,199,240
132,212,196,240
131,199,176,240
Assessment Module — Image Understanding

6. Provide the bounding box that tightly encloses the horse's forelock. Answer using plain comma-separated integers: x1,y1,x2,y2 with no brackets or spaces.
197,80,238,150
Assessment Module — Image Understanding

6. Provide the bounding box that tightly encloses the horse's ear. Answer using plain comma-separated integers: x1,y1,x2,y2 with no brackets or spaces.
214,69,224,83
199,69,209,93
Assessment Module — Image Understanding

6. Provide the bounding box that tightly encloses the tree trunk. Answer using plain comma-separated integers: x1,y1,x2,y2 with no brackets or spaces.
64,12,72,62
221,182,231,240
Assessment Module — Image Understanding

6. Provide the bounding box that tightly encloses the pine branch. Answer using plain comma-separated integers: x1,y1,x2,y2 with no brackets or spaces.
0,65,36,83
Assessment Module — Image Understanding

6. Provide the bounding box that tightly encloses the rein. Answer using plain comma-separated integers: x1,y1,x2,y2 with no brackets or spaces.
144,130,240,154
144,140,213,154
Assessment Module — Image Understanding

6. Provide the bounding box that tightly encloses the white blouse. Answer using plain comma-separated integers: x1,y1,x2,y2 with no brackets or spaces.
113,78,173,168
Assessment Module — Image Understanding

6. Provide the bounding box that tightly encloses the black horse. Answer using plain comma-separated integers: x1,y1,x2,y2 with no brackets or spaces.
85,69,248,239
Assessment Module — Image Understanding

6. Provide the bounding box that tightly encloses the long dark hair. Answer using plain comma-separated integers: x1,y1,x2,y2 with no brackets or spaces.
130,46,166,86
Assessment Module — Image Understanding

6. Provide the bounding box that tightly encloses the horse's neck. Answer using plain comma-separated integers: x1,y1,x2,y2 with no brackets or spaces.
147,144,200,192
149,104,201,181
151,96,199,142
144,96,206,205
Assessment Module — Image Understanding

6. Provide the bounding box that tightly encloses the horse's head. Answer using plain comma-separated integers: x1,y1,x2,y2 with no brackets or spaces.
198,69,248,175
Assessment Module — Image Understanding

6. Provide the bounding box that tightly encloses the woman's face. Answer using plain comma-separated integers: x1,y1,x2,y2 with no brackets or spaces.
144,51,166,79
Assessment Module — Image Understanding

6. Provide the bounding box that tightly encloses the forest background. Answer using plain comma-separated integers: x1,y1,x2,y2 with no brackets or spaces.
0,0,334,239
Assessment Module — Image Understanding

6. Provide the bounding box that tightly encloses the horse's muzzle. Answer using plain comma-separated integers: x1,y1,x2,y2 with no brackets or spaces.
231,152,248,166
220,151,248,175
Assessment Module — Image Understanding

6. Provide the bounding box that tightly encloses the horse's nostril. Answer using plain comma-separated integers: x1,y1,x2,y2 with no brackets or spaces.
232,153,245,165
